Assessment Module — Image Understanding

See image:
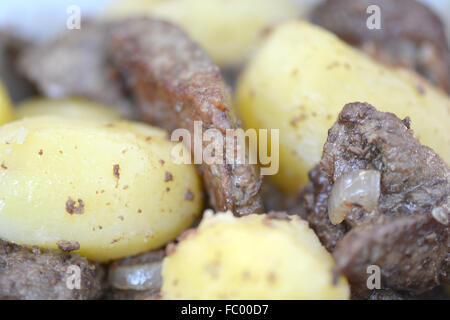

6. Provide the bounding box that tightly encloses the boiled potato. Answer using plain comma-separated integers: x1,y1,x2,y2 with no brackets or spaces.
161,211,349,299
0,81,13,125
0,116,202,261
236,20,450,193
105,0,301,67
15,98,122,121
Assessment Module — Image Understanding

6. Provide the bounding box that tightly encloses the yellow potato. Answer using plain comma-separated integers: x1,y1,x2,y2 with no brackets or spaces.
162,211,349,299
15,98,123,121
0,116,202,261
0,81,14,125
104,0,301,67
236,20,450,194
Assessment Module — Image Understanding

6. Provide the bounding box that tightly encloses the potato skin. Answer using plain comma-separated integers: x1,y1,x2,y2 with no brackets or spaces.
105,0,300,67
0,116,202,262
0,81,13,125
161,211,349,299
15,98,123,121
236,21,450,193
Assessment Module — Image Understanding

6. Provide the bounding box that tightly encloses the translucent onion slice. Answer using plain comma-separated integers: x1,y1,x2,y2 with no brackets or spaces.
328,169,381,225
431,206,449,225
108,261,162,291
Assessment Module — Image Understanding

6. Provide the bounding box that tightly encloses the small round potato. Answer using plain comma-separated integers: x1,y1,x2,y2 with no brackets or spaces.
161,211,350,299
236,20,450,193
15,98,123,121
0,116,202,262
0,81,13,125
105,0,301,67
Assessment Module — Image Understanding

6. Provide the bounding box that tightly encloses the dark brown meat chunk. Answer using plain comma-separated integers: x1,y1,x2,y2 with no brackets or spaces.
0,240,105,300
261,179,299,213
311,0,450,93
108,18,263,216
322,103,449,221
18,22,134,117
298,102,449,295
0,31,36,103
335,213,447,294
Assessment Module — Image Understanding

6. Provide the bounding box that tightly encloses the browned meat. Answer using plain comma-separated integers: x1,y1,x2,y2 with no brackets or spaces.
261,179,299,213
311,0,450,93
108,18,263,216
364,287,448,300
298,102,449,295
0,32,36,102
18,22,135,117
335,213,447,294
106,250,164,300
0,240,105,300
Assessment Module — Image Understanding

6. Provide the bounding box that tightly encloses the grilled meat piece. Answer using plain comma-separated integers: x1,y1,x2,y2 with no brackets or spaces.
108,18,263,216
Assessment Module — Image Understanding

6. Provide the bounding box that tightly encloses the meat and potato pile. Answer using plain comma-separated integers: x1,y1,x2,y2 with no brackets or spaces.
236,20,450,194
298,102,449,298
0,0,448,300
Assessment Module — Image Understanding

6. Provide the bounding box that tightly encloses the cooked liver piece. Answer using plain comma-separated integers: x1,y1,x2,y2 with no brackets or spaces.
298,102,449,295
0,240,105,300
312,0,450,93
108,18,263,216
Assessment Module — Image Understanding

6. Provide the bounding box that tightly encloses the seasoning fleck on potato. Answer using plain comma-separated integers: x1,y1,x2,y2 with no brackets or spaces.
0,116,203,261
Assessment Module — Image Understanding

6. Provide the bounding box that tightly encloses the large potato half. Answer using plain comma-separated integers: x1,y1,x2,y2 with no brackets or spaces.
105,0,301,67
236,20,450,193
0,116,202,261
161,211,350,299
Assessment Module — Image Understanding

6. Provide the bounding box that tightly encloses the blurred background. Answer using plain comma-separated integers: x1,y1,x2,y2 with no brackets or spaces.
0,0,448,41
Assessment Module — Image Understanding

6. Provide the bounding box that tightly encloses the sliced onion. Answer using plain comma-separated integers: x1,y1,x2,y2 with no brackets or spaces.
328,169,381,225
108,261,162,291
431,206,449,225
